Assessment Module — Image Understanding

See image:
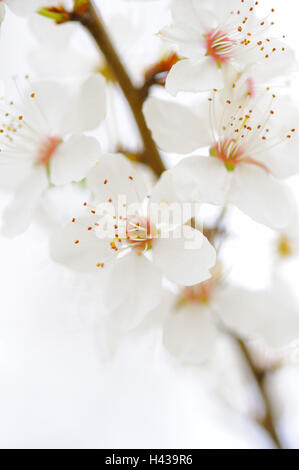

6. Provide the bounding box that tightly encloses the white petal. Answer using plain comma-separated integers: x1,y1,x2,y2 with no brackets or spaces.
104,251,163,330
150,172,193,228
250,97,299,179
50,215,114,273
28,79,73,135
215,281,299,349
252,40,294,83
166,58,224,95
258,142,299,180
228,164,294,229
30,47,97,80
5,0,46,15
31,75,106,136
0,158,32,191
153,225,216,286
170,156,230,205
163,304,218,364
143,97,210,153
50,135,101,186
29,12,74,46
87,153,147,205
160,1,217,59
72,74,107,133
151,171,180,205
199,0,247,20
160,25,205,60
1,165,48,237
171,0,207,31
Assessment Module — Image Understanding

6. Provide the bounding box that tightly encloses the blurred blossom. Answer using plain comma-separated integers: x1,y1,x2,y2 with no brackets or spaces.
162,271,299,364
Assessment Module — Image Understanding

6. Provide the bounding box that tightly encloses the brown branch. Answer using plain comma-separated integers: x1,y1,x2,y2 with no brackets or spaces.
140,53,179,98
236,337,282,449
73,1,165,177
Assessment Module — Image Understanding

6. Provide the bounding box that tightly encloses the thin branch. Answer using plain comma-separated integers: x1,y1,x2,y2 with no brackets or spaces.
236,337,282,449
73,0,166,177
140,53,179,98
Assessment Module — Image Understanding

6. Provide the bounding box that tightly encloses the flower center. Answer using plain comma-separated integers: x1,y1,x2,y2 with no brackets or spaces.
109,215,158,254
210,139,244,171
277,235,293,258
179,281,213,307
205,30,234,67
126,215,157,250
37,136,61,166
247,77,256,99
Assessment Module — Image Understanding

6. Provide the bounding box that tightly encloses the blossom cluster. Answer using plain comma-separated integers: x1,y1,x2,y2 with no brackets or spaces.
1,0,299,366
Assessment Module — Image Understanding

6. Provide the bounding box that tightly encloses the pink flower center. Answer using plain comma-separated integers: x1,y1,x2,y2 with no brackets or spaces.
247,77,256,99
180,281,213,306
210,139,270,173
210,139,244,171
205,30,234,66
110,216,157,254
126,216,157,250
38,136,61,166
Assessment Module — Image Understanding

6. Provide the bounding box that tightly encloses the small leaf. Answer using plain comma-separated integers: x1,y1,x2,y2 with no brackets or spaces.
38,7,70,24
74,0,89,15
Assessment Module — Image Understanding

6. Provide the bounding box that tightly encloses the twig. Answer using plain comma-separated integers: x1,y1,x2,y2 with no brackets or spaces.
73,1,165,177
236,337,282,449
140,53,179,98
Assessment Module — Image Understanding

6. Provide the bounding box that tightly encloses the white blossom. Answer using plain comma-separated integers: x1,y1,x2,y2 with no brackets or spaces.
50,153,216,327
143,86,299,229
0,75,106,236
163,275,299,364
160,0,294,94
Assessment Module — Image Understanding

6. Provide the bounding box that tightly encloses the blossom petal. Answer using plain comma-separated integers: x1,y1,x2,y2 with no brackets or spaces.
160,2,217,59
150,172,194,228
163,305,219,364
170,156,230,205
0,158,32,191
50,135,101,186
198,0,248,20
153,225,216,286
29,12,74,46
171,0,216,31
5,0,46,16
228,164,294,229
215,281,299,349
166,58,224,95
258,142,299,180
31,75,106,136
1,165,48,237
159,25,205,60
72,74,107,133
87,153,147,205
251,40,294,82
104,251,163,330
50,215,114,273
151,171,180,205
143,97,210,153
